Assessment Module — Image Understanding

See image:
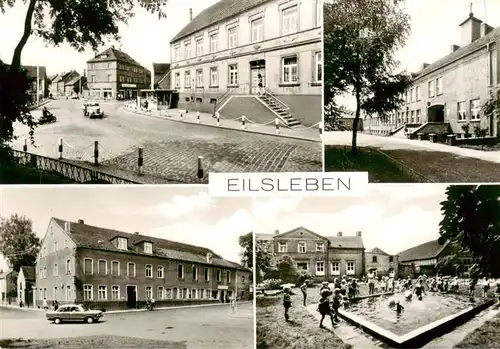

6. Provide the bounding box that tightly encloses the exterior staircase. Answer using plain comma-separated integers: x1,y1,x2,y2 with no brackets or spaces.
257,91,301,127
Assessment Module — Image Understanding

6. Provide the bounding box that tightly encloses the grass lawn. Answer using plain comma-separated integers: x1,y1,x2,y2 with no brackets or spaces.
0,164,76,184
454,306,500,349
0,335,186,349
324,145,418,183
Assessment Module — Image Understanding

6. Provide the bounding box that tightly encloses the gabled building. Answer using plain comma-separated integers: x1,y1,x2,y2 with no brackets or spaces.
55,70,80,97
153,63,171,90
35,218,250,310
64,75,87,96
17,266,35,307
365,247,398,277
169,0,322,127
0,269,18,305
257,227,365,281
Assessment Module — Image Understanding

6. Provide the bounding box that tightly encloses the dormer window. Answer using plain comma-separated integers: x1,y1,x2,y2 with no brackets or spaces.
117,237,127,250
144,242,153,254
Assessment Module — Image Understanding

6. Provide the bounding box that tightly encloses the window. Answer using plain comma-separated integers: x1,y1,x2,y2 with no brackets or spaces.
204,267,210,281
416,86,421,101
251,18,263,43
111,261,119,276
428,80,435,98
143,242,152,254
282,56,298,83
315,0,322,26
185,71,191,88
316,262,325,276
297,263,308,271
146,286,152,299
411,110,415,123
315,52,322,82
196,69,203,87
66,285,71,301
165,289,172,299
185,42,191,59
111,286,119,300
192,265,198,280
470,99,480,120
416,109,421,123
436,77,443,95
54,241,58,252
216,269,222,282
331,262,340,275
66,259,71,274
411,88,415,102
127,262,136,277
174,47,180,61
98,260,107,275
157,266,164,279
278,242,287,253
107,74,112,82
191,288,197,299
84,258,93,275
156,286,164,300
83,285,93,300
346,262,355,275
53,286,58,299
228,64,238,86
458,101,466,121
282,6,298,35
91,75,95,83
297,242,306,253
175,73,180,88
206,289,211,299
177,264,184,279
208,67,218,87
98,285,107,300
316,242,324,252
389,256,394,262
372,256,378,263
53,263,58,276
226,270,231,283
145,264,153,278
210,34,218,53
117,237,127,250
228,27,238,48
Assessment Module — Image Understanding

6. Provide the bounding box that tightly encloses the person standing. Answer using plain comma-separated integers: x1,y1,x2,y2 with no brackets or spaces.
42,298,48,311
367,271,375,295
300,280,308,306
257,74,263,95
53,299,59,311
283,286,293,321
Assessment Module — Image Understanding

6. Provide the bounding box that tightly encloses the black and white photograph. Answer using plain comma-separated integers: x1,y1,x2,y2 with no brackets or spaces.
323,0,500,183
0,0,322,185
0,186,255,349
254,186,500,349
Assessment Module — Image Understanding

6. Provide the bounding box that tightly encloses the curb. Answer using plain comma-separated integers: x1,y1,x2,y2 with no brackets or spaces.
122,108,321,143
29,99,52,111
0,304,44,312
106,300,252,314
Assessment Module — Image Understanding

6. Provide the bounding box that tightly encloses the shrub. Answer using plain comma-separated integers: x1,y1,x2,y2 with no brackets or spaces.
261,278,283,290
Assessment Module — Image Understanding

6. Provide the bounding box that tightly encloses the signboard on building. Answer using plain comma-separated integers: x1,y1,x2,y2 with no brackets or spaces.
122,83,137,88
218,285,229,290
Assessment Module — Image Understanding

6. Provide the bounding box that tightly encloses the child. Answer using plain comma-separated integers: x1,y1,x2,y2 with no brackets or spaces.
283,287,292,321
395,300,404,314
469,277,478,298
483,279,490,298
348,280,356,299
331,289,342,323
405,290,413,301
414,280,426,300
318,290,335,328
300,280,308,306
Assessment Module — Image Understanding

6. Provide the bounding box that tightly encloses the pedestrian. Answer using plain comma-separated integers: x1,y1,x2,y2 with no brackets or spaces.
257,74,263,95
367,271,375,295
300,280,308,306
150,296,155,310
53,299,59,311
42,298,48,311
283,286,292,321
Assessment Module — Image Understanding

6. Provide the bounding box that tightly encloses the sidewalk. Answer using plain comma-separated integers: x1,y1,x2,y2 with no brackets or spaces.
29,99,52,110
122,105,321,142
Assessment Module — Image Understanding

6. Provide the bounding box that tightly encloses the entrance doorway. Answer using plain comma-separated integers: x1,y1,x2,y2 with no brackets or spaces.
250,59,266,95
126,285,137,308
428,105,445,123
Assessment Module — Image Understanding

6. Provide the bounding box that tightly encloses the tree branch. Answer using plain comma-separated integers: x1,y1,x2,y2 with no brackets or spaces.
10,0,38,71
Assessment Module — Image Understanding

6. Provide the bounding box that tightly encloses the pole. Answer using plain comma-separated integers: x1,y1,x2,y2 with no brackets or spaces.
197,111,200,123
216,112,220,126
319,121,323,135
58,138,63,159
275,118,280,134
23,139,27,152
197,156,204,179
241,115,246,130
94,141,99,165
235,270,238,312
138,147,143,174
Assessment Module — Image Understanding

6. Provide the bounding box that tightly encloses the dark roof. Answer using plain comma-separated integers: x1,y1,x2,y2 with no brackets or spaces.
87,47,147,70
52,218,247,271
153,63,170,74
170,0,270,43
367,247,389,255
65,75,83,86
326,236,364,249
23,65,47,79
20,266,36,280
255,233,274,241
397,240,449,263
414,25,500,80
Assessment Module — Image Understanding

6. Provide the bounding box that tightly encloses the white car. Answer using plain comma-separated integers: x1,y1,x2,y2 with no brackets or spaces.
82,102,104,118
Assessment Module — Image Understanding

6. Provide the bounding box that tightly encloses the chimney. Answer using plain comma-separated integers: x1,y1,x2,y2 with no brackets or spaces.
356,231,362,237
64,222,71,233
481,22,494,37
450,45,460,53
460,13,482,46
189,8,193,21
274,229,280,235
77,219,84,224
421,63,430,70
337,231,342,237
206,252,213,263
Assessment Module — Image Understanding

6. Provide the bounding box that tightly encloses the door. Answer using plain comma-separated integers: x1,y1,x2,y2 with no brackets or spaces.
251,68,266,94
126,286,136,308
220,290,225,303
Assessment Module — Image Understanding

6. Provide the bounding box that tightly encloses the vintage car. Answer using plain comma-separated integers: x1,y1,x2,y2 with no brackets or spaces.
81,102,104,118
46,304,103,324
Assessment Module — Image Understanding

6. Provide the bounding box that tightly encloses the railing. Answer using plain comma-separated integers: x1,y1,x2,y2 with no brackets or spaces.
214,88,234,115
261,89,291,112
11,150,138,184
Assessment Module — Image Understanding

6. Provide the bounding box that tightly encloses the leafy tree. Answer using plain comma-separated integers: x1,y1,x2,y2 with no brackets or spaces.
439,185,500,277
0,214,41,272
0,0,167,149
266,255,299,283
324,0,412,153
238,232,253,270
255,239,273,282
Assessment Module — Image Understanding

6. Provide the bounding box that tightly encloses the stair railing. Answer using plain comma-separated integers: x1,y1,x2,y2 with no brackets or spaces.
261,89,291,113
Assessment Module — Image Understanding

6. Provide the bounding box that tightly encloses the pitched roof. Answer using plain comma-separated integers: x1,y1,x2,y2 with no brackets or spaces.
414,25,500,80
153,63,170,74
170,0,270,43
65,75,83,86
87,47,147,70
255,233,274,241
52,218,247,271
20,266,35,280
51,74,63,84
367,247,389,255
326,236,364,249
397,240,449,263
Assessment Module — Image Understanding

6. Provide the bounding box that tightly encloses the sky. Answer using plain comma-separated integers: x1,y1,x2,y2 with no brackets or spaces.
335,0,500,110
253,184,448,255
0,0,218,75
0,186,253,271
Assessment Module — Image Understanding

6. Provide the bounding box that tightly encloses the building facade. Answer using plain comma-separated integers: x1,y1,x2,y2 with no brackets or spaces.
365,247,398,277
0,269,18,305
86,47,151,100
257,227,365,282
35,218,250,310
364,12,500,139
169,0,322,126
17,266,35,307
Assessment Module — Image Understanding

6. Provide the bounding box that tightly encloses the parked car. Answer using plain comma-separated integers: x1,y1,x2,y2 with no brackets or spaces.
46,304,103,324
70,94,79,99
81,102,104,118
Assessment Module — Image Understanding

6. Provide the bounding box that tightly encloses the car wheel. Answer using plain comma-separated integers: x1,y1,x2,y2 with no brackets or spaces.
54,318,62,324
85,317,94,324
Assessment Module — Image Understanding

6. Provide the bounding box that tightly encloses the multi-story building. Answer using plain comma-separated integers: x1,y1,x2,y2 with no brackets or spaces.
86,47,151,100
55,70,80,97
364,11,500,139
365,247,398,278
257,227,365,281
169,0,322,127
34,218,250,310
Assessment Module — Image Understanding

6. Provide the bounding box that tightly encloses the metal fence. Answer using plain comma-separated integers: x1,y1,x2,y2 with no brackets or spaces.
11,149,138,184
